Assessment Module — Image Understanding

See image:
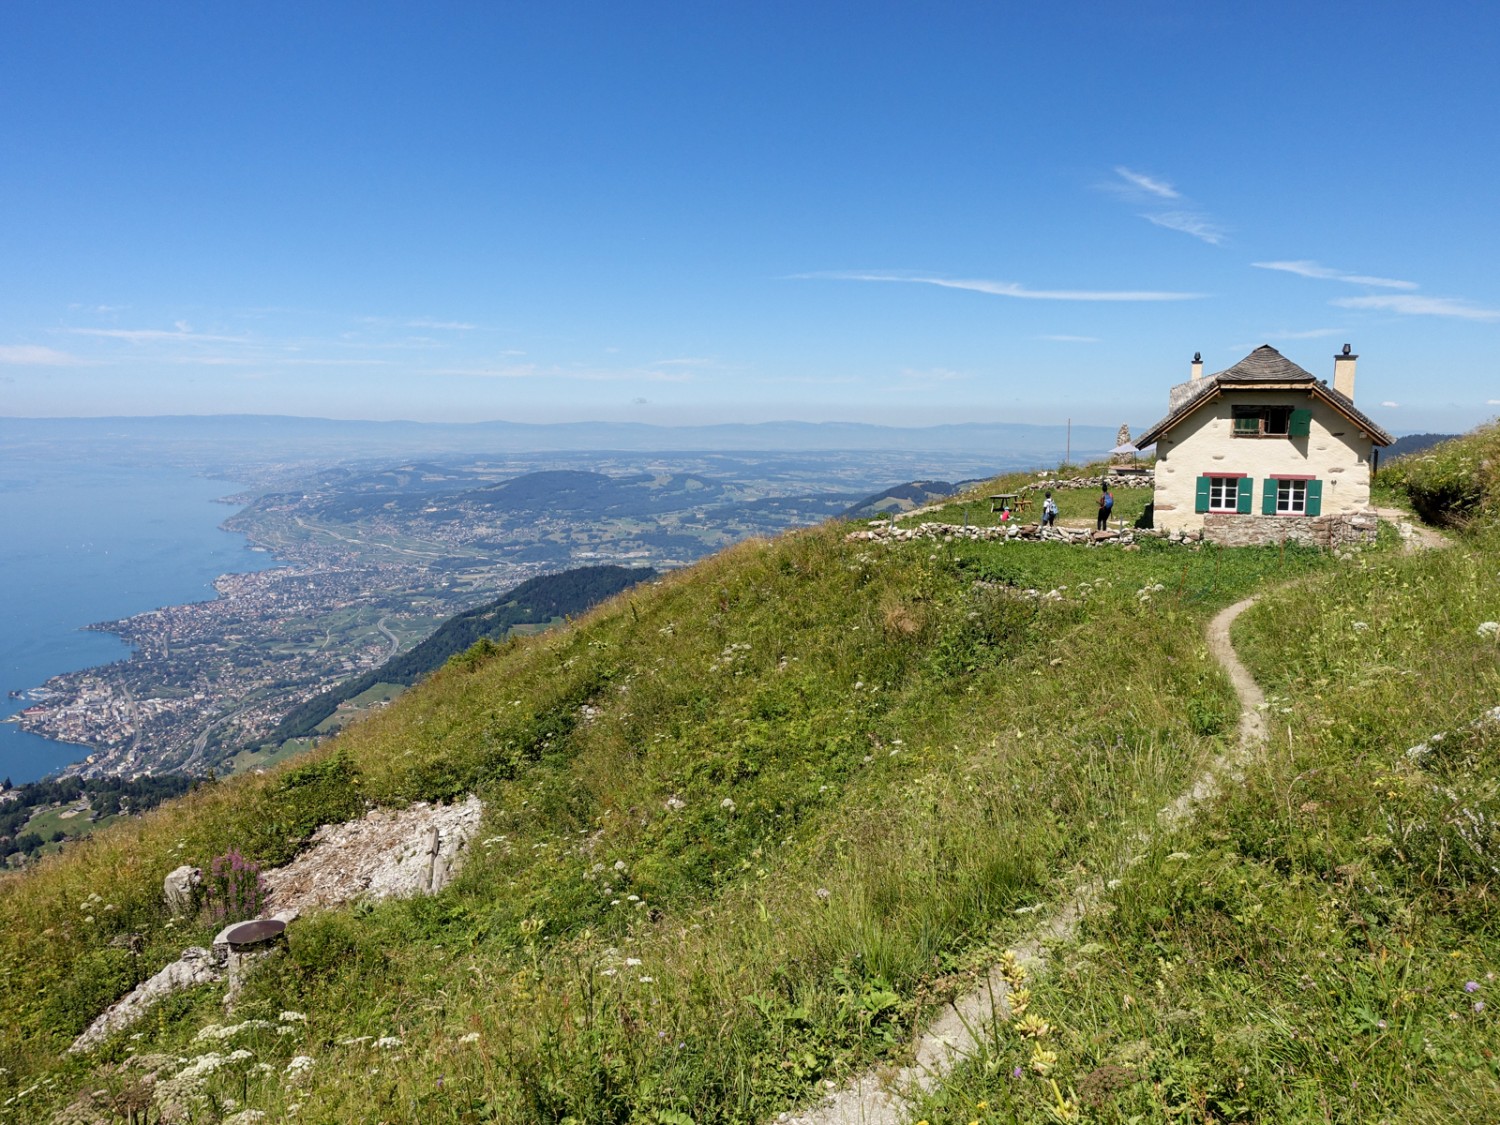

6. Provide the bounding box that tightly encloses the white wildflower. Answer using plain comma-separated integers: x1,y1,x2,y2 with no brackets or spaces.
720,797,735,811
375,1036,403,1050
278,1011,307,1023
1352,621,1369,631
458,1032,481,1043
1478,622,1500,638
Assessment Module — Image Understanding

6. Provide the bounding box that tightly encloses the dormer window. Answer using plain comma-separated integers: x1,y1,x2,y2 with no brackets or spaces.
1232,405,1311,437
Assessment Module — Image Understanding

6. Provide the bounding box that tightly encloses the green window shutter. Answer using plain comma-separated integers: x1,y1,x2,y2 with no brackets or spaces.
1236,477,1253,513
1305,478,1322,516
1288,408,1312,437
1262,479,1278,515
1195,476,1211,513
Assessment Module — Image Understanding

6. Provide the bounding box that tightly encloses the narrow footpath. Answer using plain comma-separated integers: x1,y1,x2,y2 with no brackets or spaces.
780,512,1448,1125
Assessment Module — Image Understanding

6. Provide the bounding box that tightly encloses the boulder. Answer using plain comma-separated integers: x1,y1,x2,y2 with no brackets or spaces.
163,865,202,917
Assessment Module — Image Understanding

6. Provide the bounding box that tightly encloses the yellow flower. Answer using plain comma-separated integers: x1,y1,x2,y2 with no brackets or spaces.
1016,1013,1052,1039
1008,987,1031,1015
1030,1044,1058,1075
976,1101,988,1111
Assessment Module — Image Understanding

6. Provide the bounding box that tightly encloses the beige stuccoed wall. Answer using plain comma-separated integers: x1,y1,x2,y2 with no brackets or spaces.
1152,389,1374,533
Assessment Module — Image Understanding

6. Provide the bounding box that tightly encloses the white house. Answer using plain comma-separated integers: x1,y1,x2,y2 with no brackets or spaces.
1137,345,1393,546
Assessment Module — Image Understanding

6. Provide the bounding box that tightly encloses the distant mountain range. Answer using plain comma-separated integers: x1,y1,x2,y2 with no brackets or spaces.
1,414,1121,464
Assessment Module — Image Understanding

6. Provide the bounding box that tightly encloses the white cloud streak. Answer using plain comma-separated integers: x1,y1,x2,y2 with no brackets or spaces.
1144,212,1227,246
1112,166,1179,200
1380,401,1400,408
798,271,1202,302
69,327,249,343
0,344,86,366
1261,327,1346,340
1252,260,1418,290
1332,294,1500,322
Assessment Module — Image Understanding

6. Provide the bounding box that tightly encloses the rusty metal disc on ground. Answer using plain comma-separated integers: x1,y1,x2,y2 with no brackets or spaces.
221,918,286,947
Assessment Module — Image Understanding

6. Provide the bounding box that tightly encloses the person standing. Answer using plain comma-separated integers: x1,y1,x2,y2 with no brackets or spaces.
1041,491,1058,527
1096,485,1113,530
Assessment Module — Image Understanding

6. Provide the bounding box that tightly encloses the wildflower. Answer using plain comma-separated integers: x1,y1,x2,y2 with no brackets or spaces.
600,968,618,977
285,1056,315,1073
1016,1013,1052,1039
1466,981,1480,992
1029,1045,1058,1075
665,796,686,811
614,860,627,872
1377,1019,1387,1029
375,1036,403,1050
1479,622,1500,638
720,798,736,811
458,1032,481,1043
1352,621,1369,631
625,957,643,966
1008,987,1031,1015
279,1011,307,1023
1012,1066,1024,1079
639,975,655,983
815,887,831,902
1476,1002,1486,1012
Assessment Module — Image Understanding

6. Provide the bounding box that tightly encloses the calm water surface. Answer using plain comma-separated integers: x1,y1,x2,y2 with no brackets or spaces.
0,460,280,783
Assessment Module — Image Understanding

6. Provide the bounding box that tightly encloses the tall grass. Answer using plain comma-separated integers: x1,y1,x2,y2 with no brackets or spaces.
1,509,1333,1123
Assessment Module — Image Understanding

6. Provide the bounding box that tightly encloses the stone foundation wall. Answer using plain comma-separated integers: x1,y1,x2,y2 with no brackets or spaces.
1202,511,1378,549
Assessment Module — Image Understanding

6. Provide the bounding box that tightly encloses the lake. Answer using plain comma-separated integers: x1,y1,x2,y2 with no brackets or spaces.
0,460,279,783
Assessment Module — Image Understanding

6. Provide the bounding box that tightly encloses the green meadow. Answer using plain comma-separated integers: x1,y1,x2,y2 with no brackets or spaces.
2,445,1496,1124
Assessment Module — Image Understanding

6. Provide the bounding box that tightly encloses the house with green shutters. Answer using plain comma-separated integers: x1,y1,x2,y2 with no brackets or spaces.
1137,344,1393,546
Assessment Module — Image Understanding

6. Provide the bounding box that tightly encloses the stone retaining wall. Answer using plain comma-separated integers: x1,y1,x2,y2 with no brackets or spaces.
1201,511,1379,549
1024,472,1155,492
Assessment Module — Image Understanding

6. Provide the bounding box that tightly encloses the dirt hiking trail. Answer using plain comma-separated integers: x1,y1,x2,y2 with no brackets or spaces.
778,514,1444,1125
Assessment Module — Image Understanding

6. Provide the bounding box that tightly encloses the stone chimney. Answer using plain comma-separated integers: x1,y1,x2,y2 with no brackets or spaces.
1333,344,1357,398
1190,351,1203,380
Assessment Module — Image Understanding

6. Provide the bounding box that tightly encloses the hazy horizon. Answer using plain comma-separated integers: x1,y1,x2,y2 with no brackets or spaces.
2,5,1497,433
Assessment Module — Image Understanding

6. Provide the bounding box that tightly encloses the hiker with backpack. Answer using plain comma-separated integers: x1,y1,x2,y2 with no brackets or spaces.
1096,484,1113,530
1041,491,1058,527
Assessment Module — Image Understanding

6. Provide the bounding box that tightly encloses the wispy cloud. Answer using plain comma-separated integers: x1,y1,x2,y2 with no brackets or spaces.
0,344,86,366
69,326,248,344
1144,212,1227,246
797,271,1202,302
1110,166,1179,200
1038,334,1099,343
898,367,968,382
1262,327,1346,340
1487,399,1500,406
405,318,477,331
425,362,694,383
1380,401,1400,408
1253,260,1418,290
1332,294,1500,322
1101,167,1225,245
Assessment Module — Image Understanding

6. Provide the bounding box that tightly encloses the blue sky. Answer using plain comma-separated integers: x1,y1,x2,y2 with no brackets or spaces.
1,2,1497,432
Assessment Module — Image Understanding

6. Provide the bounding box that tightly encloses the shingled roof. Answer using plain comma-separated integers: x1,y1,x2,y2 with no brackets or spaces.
1136,345,1394,448
1213,344,1317,384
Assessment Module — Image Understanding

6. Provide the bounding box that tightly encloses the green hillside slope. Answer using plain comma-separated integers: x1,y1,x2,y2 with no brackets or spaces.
1,459,1496,1123
264,564,656,745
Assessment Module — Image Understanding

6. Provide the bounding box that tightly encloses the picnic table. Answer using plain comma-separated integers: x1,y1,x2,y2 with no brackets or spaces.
988,493,1030,515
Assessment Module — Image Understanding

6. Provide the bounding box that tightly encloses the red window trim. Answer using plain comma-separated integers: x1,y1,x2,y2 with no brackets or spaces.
1271,474,1315,481
1206,472,1247,479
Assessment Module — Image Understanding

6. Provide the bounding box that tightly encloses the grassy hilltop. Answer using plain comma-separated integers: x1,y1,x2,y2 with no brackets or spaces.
1,449,1498,1123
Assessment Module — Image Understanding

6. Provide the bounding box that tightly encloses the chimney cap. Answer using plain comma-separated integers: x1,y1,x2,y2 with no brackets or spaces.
1341,343,1353,356
1193,351,1201,363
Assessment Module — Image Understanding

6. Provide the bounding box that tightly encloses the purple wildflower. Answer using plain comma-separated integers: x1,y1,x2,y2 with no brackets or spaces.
1465,981,1480,993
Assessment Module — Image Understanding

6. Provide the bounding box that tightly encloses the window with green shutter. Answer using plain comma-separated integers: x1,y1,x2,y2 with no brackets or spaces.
1195,476,1211,513
1288,408,1312,437
1236,477,1253,513
1305,478,1322,516
1262,479,1277,515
